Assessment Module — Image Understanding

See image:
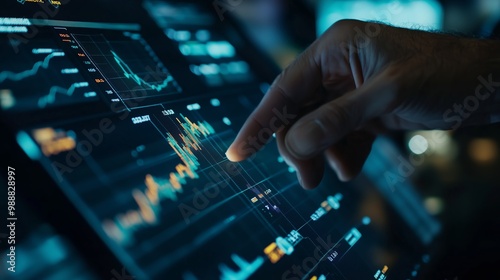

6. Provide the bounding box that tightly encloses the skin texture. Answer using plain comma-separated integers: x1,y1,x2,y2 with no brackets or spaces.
226,20,500,189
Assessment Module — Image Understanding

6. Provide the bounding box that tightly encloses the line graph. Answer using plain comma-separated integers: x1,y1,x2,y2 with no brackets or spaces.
39,90,390,279
72,32,181,109
111,50,174,92
38,82,93,108
0,51,65,83
102,114,215,245
0,40,99,111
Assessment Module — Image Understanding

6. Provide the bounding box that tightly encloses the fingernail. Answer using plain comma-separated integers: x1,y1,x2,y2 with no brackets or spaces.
225,149,232,160
286,120,325,157
225,144,240,162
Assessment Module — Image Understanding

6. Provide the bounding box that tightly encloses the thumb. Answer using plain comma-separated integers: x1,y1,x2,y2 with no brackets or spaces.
285,76,394,159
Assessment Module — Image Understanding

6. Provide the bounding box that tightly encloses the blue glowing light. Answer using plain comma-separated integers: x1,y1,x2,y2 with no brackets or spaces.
222,117,231,126
317,0,443,36
16,131,41,160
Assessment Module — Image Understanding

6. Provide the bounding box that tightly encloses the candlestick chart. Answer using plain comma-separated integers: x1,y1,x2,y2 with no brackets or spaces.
102,114,216,245
30,92,382,280
5,17,439,280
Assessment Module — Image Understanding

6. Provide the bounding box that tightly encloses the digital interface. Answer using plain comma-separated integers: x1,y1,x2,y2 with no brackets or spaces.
72,30,182,109
144,0,255,87
0,39,99,111
0,1,439,279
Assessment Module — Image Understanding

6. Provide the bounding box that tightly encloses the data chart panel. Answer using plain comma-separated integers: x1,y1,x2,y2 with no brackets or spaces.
72,31,182,109
0,38,99,112
18,91,433,279
1,7,438,279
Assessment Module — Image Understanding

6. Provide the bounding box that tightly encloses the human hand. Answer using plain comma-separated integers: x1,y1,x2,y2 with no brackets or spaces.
226,20,500,189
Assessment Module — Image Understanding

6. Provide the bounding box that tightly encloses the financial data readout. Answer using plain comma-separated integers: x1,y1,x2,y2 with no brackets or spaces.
0,3,433,279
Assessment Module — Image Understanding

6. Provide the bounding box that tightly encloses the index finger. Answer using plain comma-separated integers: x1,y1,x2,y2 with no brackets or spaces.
225,45,322,162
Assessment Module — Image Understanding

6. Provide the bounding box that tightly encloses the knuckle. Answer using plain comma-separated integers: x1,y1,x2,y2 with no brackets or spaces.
320,102,353,133
328,19,358,33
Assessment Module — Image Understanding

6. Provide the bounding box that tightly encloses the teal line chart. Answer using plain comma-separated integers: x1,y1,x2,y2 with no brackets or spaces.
0,44,99,111
111,50,174,92
38,82,96,108
0,51,65,83
71,31,181,109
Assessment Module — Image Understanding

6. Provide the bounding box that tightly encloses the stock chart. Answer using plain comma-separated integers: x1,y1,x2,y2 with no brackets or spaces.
0,38,99,111
72,31,182,109
0,4,436,279
29,93,385,279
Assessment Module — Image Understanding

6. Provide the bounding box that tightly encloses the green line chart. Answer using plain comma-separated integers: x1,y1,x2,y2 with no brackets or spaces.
111,50,174,92
72,32,181,109
0,40,98,111
0,51,65,83
38,82,96,108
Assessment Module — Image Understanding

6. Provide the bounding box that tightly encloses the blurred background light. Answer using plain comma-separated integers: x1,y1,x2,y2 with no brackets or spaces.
0,89,15,109
468,138,498,164
424,196,444,215
406,130,457,158
316,0,444,36
408,134,429,155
